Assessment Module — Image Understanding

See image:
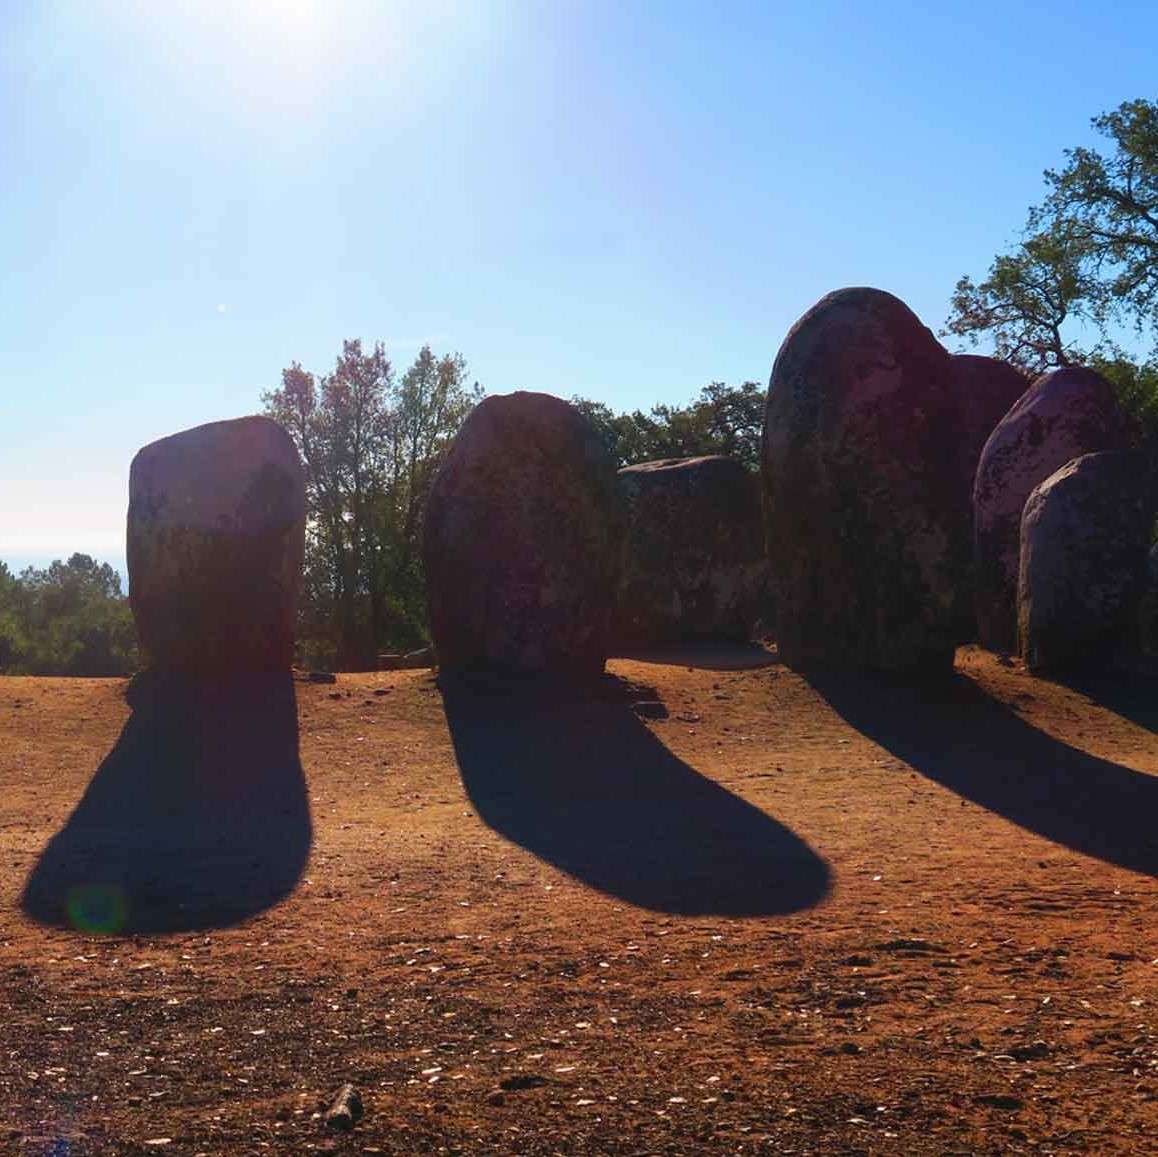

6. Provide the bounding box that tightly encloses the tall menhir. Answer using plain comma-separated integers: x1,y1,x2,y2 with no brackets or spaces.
127,416,306,671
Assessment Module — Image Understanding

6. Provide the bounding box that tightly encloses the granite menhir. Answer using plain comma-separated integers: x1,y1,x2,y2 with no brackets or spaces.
1018,451,1156,673
762,287,966,674
1142,543,1158,658
973,366,1134,652
614,455,766,647
948,354,1029,524
423,391,622,677
946,355,1031,639
127,416,306,672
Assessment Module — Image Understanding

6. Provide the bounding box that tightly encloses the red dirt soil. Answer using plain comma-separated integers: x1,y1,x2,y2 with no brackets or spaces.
0,646,1155,1154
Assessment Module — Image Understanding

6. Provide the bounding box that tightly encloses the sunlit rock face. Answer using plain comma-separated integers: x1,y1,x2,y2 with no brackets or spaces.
1018,451,1156,673
127,416,306,672
762,287,965,674
973,367,1133,653
614,456,767,647
423,391,622,677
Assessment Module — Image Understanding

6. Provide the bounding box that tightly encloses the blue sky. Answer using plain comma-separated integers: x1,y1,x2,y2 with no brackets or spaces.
3,0,1157,571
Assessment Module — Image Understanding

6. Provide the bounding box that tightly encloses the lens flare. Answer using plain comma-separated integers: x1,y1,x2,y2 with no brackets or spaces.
66,884,129,934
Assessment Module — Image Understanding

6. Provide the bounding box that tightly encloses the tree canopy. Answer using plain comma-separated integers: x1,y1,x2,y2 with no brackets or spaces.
573,380,765,471
945,223,1096,370
262,340,482,669
1039,99,1158,341
0,554,136,676
945,98,1158,439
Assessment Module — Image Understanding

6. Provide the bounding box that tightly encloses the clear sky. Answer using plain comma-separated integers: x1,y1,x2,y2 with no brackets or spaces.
3,0,1157,571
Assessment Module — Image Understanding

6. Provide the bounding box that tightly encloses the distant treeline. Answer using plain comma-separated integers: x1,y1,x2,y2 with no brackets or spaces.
7,97,1158,679
0,366,765,678
5,344,1154,678
262,339,765,670
0,554,136,676
572,380,765,471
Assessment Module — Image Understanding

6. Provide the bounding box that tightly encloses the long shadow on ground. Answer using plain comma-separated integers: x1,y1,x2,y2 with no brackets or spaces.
809,670,1158,879
22,671,311,934
442,673,830,916
1057,671,1158,736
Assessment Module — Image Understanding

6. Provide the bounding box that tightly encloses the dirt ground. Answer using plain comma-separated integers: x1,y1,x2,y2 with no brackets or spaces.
0,646,1155,1155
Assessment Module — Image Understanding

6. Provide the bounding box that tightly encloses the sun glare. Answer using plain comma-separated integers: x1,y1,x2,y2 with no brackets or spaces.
196,0,335,113
89,0,478,143
116,0,358,129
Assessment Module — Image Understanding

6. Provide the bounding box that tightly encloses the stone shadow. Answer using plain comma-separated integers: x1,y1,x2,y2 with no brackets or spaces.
1057,670,1158,736
22,671,311,934
441,673,830,916
809,670,1158,878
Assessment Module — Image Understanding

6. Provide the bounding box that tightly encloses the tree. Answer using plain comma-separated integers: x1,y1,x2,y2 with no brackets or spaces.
1038,99,1158,343
263,341,481,669
1088,353,1158,444
0,554,137,676
264,340,394,668
945,98,1158,436
944,223,1097,373
573,380,765,470
684,380,765,467
381,347,482,625
0,562,23,671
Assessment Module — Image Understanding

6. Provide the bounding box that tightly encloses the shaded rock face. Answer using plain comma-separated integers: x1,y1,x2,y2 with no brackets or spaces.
949,355,1028,519
128,417,306,672
1142,544,1158,657
945,355,1030,642
614,456,767,647
423,392,622,677
762,287,965,674
973,367,1134,652
1018,451,1155,673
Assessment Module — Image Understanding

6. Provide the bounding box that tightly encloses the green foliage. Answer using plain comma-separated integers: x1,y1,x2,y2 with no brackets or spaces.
6,370,767,678
947,99,1158,370
945,97,1158,446
573,380,765,470
263,340,482,670
1088,354,1158,444
264,358,762,668
0,554,137,676
1037,99,1158,341
944,223,1099,372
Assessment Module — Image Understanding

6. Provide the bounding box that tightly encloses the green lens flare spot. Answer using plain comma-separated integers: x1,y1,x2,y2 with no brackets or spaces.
65,884,128,934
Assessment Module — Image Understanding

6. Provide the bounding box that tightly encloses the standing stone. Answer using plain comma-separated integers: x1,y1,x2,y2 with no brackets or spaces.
614,456,767,647
762,287,965,673
1018,451,1155,673
973,367,1134,652
1141,543,1158,657
128,416,306,672
946,355,1030,641
423,392,621,677
949,354,1029,517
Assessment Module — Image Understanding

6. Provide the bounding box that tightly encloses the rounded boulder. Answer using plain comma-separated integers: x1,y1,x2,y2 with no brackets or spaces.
614,456,767,647
1018,451,1156,673
949,354,1029,518
1141,543,1158,658
127,416,306,672
423,392,622,677
762,287,965,673
973,366,1134,652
